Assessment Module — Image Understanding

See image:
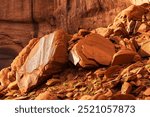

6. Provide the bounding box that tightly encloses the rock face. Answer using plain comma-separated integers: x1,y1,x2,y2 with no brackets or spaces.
0,39,23,69
10,30,68,93
0,0,131,69
0,0,149,70
0,0,131,37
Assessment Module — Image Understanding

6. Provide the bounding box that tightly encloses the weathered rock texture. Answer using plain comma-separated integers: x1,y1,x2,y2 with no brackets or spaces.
0,30,69,93
1,0,150,69
0,2,150,100
0,0,132,69
69,33,115,67
14,30,68,93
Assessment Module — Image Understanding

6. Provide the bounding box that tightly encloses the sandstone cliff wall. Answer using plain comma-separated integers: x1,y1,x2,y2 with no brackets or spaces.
0,0,148,69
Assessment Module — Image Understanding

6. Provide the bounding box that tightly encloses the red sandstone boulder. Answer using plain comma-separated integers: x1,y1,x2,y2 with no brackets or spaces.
111,49,139,65
69,34,115,68
13,30,68,93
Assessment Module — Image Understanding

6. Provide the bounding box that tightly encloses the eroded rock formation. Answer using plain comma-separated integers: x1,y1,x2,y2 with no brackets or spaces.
0,1,150,100
0,0,132,69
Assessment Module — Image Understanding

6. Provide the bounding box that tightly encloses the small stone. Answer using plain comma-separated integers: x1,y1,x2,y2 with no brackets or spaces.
121,82,132,94
86,71,92,77
92,94,107,100
145,97,150,100
75,82,85,88
104,65,121,78
66,92,73,98
103,79,119,88
79,87,87,92
138,23,150,33
78,29,90,37
6,90,17,96
111,94,136,100
135,80,142,86
143,88,150,96
139,40,150,57
73,92,80,98
14,96,29,100
46,79,61,86
79,95,92,100
7,81,18,90
104,89,113,97
35,91,58,100
94,69,105,78
136,74,142,79
94,88,104,94
66,88,74,92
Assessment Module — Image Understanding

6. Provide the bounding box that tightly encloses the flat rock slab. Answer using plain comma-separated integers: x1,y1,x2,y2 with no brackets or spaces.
69,33,115,68
111,49,138,65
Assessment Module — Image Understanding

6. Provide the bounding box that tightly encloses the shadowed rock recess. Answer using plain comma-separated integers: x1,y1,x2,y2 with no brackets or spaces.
0,0,150,100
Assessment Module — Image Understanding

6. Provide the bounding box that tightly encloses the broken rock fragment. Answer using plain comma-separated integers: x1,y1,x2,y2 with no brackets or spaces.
35,91,58,100
14,30,68,94
111,94,136,100
138,40,150,57
79,95,92,100
111,49,140,65
69,33,115,67
46,79,61,86
121,82,132,94
91,27,112,37
143,88,150,96
0,67,11,90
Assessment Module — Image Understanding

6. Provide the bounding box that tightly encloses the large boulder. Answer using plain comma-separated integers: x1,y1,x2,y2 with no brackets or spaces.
111,49,139,65
69,33,115,68
11,30,68,93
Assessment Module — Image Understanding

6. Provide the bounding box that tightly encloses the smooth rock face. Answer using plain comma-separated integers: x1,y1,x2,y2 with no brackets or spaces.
69,33,115,67
15,30,68,93
0,38,23,70
0,0,131,36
